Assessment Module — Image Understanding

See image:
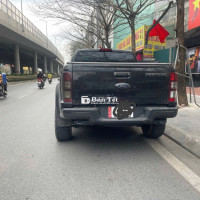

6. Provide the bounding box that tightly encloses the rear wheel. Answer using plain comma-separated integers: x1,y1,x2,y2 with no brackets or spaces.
55,84,72,141
142,122,166,139
55,126,72,141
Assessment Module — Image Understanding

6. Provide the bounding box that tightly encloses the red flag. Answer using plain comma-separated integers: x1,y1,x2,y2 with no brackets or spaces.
188,0,200,30
149,20,169,43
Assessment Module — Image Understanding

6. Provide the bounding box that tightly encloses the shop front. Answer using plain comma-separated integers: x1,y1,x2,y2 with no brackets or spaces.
184,0,200,86
117,25,166,61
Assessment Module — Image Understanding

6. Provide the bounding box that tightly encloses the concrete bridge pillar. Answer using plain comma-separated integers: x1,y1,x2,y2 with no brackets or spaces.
33,51,38,74
50,60,53,73
53,64,56,74
44,56,47,73
57,64,62,74
58,65,60,74
14,44,20,74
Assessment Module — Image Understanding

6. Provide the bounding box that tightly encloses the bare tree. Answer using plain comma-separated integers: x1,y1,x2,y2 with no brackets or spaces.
31,0,127,48
64,40,87,59
61,24,97,49
107,0,162,52
176,0,188,106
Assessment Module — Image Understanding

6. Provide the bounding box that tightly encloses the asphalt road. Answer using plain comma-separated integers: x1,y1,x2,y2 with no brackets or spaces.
0,80,200,200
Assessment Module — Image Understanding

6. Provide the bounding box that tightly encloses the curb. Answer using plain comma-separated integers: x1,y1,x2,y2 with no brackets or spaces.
8,77,59,85
8,80,36,85
165,125,200,159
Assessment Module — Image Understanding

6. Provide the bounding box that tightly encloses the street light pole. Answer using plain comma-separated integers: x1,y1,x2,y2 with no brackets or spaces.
54,36,57,46
54,36,57,55
21,0,24,31
45,21,48,48
21,0,23,13
46,21,48,38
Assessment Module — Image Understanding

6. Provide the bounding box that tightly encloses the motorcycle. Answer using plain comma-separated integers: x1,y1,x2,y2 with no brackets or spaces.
37,78,44,89
48,78,52,84
0,82,7,98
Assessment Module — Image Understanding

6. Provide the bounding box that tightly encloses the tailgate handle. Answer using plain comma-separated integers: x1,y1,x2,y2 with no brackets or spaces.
114,72,131,79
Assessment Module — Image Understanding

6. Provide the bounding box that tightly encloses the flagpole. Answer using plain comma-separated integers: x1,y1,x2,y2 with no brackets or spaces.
168,34,176,40
145,1,174,45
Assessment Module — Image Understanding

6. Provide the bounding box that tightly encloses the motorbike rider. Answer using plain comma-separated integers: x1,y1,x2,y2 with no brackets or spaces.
37,71,45,82
37,71,44,78
37,71,45,86
48,73,53,81
0,72,8,94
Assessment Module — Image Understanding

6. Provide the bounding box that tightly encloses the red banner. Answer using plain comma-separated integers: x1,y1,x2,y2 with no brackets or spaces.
188,0,200,30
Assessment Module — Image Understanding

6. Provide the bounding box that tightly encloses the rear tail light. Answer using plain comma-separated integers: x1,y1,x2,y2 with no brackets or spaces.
64,81,71,89
63,72,72,102
169,72,177,102
99,48,112,52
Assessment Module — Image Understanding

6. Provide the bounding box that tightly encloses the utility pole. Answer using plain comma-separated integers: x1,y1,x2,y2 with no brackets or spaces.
21,0,23,13
176,0,188,106
21,0,24,31
46,21,48,48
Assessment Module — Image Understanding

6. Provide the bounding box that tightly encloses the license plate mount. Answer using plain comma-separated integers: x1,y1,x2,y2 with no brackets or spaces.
108,106,134,119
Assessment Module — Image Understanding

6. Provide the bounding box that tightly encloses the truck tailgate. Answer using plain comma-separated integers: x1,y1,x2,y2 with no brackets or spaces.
72,62,170,106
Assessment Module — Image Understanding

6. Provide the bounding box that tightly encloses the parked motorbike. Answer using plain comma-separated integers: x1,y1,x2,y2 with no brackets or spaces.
48,78,52,84
0,82,6,98
37,78,44,89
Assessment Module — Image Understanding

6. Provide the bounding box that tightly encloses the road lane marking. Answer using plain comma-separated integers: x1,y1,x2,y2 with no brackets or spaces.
145,139,200,193
18,94,30,100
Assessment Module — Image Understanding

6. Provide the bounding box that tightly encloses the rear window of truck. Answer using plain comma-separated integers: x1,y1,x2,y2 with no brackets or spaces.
74,51,137,62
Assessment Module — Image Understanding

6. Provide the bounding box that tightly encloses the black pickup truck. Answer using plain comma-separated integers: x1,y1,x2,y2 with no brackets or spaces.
55,49,178,141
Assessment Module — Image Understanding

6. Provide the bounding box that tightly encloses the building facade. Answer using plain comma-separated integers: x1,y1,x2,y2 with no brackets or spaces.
112,0,190,58
113,3,155,50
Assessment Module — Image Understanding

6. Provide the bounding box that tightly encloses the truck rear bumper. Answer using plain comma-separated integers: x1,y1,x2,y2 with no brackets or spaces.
60,106,178,126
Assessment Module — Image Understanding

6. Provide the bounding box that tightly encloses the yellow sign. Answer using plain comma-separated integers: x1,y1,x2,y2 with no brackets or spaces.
135,25,145,51
117,35,132,51
23,67,29,71
117,25,166,57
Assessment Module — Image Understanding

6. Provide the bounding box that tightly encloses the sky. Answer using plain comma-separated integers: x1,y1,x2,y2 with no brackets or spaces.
9,0,70,63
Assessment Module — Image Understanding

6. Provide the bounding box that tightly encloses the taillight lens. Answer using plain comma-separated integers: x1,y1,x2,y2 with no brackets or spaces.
99,48,112,52
64,91,72,98
64,81,71,89
169,72,177,102
63,72,72,102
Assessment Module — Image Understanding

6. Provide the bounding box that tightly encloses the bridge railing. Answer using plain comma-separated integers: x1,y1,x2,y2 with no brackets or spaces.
0,0,63,63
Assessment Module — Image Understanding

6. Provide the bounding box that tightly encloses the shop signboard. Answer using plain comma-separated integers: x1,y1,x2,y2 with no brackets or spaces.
186,46,200,74
143,25,166,57
135,26,145,52
117,25,166,58
188,0,200,30
117,35,132,51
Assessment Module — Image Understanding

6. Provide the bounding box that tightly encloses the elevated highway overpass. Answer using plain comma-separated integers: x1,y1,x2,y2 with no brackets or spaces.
0,0,64,74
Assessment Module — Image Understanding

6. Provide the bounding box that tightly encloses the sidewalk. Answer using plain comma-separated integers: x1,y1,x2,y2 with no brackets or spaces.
165,102,200,158
186,87,200,96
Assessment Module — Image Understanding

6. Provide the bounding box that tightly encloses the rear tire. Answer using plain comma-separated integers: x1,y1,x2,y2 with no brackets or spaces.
55,126,72,141
55,84,72,141
142,122,166,139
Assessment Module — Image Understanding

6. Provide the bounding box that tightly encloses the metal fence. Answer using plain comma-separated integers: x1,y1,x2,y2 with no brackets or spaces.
0,0,63,62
